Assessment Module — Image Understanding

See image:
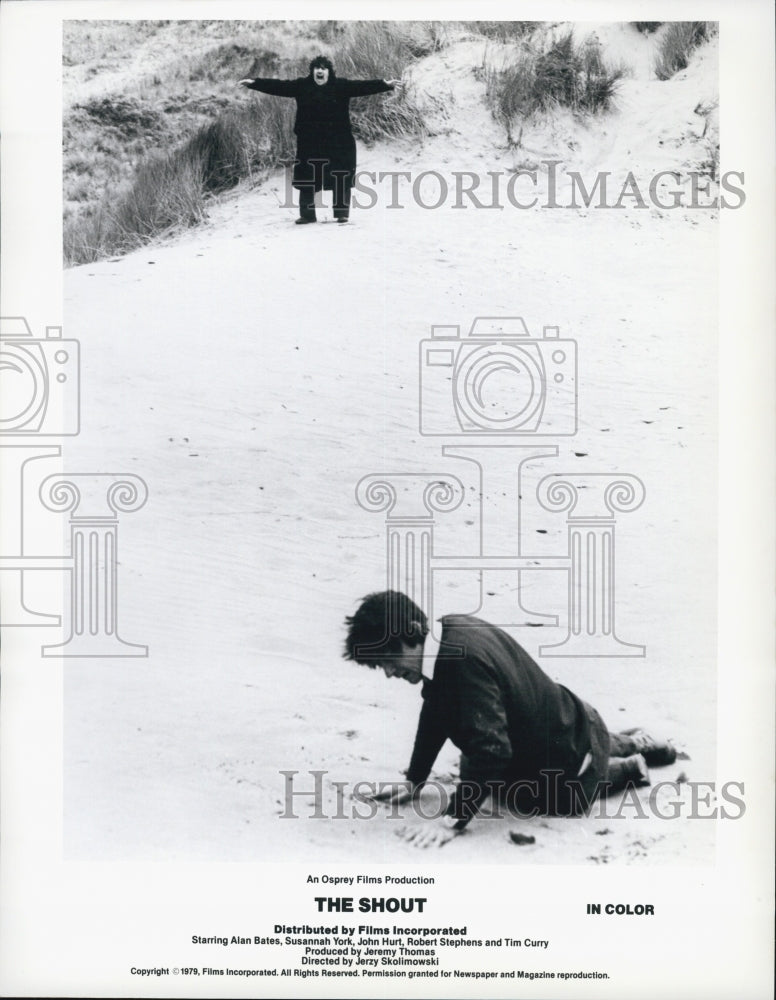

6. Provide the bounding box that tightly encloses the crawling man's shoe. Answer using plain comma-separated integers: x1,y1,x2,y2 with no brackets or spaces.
621,729,677,766
622,753,651,787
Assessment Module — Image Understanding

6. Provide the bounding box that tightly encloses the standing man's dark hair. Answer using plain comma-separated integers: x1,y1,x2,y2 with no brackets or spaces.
308,54,335,76
240,56,402,224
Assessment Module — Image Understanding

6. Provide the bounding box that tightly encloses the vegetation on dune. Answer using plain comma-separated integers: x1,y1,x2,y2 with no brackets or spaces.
653,22,716,80
333,21,430,141
466,22,537,42
482,30,626,139
63,18,718,265
633,22,663,35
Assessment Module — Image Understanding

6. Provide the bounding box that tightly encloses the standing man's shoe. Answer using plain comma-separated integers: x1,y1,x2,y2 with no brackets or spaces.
295,217,316,225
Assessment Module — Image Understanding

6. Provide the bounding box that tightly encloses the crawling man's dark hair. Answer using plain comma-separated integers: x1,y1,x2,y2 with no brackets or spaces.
344,590,428,664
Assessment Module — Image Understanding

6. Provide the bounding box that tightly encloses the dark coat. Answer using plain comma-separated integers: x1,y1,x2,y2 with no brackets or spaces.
405,615,611,821
244,75,393,190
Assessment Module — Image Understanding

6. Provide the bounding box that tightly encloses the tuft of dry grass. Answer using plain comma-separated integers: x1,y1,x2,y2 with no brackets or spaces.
65,152,206,263
633,22,663,35
483,30,625,134
330,22,429,142
468,22,538,42
654,22,716,80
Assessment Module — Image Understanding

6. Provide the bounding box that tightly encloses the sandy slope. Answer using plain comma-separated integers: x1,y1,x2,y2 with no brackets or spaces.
60,31,719,864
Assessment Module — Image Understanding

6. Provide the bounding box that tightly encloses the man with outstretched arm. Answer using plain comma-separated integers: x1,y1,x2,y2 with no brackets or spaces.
344,591,677,848
240,55,402,223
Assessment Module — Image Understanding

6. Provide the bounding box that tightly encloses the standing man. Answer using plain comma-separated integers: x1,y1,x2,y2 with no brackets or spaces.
240,56,402,223
344,591,677,848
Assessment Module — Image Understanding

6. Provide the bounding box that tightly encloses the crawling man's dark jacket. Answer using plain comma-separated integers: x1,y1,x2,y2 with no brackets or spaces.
406,615,611,824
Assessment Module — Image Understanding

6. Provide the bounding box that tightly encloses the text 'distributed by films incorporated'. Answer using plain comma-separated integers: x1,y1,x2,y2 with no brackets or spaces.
125,872,657,985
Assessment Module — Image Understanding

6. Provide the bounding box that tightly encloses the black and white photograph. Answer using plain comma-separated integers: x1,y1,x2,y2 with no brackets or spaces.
1,3,773,998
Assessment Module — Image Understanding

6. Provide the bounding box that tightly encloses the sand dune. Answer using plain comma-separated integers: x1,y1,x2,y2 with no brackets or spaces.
61,25,718,864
